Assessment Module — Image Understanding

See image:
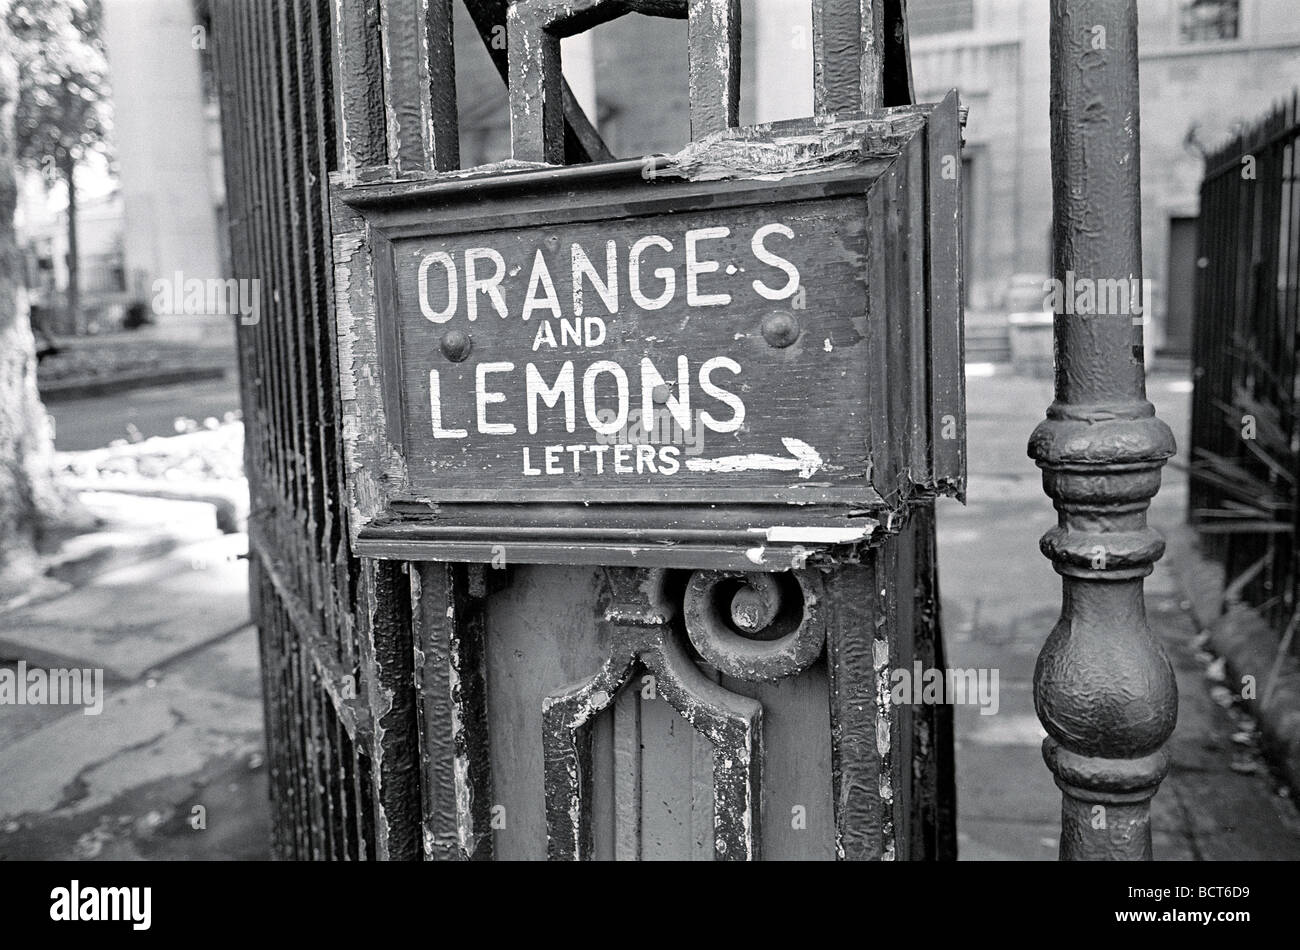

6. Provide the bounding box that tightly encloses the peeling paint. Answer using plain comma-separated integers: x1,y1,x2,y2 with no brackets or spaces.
663,108,929,183
760,525,874,545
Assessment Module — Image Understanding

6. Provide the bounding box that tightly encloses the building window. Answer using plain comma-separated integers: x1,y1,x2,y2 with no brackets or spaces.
1178,0,1240,43
907,0,974,36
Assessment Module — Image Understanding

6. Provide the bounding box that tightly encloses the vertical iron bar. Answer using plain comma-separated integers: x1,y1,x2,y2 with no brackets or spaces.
1031,0,1178,861
310,0,362,673
232,0,284,551
378,0,459,173
811,0,885,113
291,0,336,636
461,0,612,163
685,0,740,139
505,1,564,163
275,0,324,619
358,559,422,859
333,0,389,179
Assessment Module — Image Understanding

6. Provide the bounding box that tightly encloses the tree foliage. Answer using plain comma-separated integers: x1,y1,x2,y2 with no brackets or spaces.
7,0,111,178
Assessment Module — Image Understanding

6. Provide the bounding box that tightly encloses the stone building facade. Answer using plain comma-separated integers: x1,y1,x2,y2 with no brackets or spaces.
908,0,1300,354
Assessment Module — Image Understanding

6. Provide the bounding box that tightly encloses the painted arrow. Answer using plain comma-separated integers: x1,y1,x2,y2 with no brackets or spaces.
685,438,823,479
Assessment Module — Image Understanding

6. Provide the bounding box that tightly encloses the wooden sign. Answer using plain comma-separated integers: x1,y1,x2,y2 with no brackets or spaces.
333,94,965,569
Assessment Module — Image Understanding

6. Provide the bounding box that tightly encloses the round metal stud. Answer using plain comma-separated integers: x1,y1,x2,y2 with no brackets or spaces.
440,330,472,362
760,312,800,348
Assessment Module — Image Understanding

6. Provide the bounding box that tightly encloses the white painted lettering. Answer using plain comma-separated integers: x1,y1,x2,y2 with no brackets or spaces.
476,362,516,434
429,369,467,439
583,361,630,435
465,248,508,320
751,223,801,300
418,251,457,322
628,235,675,310
526,361,576,434
698,356,746,433
685,227,731,307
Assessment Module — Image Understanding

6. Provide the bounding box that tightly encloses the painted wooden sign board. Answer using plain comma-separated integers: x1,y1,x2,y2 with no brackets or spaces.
334,94,965,570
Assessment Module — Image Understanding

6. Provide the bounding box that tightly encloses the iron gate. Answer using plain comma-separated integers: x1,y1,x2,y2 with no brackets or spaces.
210,0,961,860
1189,94,1299,634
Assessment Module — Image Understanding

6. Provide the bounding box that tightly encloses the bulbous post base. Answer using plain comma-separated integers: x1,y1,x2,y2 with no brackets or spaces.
1044,738,1171,860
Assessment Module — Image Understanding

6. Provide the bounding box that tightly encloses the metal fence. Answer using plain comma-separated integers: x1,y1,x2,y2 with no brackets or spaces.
1189,92,1299,644
209,0,396,860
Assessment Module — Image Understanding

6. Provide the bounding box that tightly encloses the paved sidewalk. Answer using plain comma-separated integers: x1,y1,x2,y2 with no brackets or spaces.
0,496,268,860
943,370,1300,860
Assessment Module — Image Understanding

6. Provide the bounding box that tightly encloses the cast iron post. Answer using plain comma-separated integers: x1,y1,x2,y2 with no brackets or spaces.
1031,0,1178,860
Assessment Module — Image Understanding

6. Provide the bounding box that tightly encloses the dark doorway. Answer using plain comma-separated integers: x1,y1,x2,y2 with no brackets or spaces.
1164,216,1198,357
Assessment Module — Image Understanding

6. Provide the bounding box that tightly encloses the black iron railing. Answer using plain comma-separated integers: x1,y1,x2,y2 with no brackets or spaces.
210,0,377,860
1190,92,1299,644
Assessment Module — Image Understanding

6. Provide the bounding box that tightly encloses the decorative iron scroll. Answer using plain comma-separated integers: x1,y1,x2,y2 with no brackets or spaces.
683,569,827,681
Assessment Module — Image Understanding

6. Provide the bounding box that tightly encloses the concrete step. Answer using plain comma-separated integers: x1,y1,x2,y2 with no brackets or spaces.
965,324,1011,364
966,346,1012,364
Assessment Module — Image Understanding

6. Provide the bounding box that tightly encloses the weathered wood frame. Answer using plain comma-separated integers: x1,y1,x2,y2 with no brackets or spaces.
332,94,965,570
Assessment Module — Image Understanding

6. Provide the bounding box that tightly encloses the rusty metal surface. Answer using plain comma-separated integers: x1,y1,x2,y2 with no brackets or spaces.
411,563,495,859
463,0,614,164
538,568,762,860
682,569,826,682
684,0,740,140
811,0,913,113
379,0,460,173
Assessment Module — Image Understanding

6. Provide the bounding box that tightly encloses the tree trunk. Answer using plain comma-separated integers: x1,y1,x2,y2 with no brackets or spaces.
0,4,68,583
61,152,80,333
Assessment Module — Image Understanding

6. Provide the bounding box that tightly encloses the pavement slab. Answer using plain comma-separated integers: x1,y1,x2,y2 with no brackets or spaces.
0,534,250,680
0,627,268,861
0,654,263,820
